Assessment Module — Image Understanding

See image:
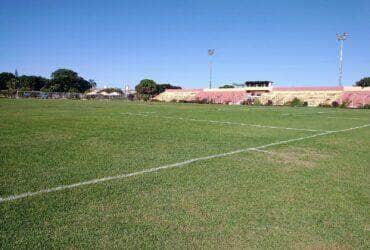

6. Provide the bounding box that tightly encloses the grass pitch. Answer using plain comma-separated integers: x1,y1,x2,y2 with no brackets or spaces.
0,99,369,248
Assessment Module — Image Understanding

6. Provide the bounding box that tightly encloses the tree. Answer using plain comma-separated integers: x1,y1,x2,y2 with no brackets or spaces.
51,69,78,79
18,75,49,91
6,78,20,92
156,83,181,94
0,70,95,93
135,79,158,100
88,79,97,89
219,84,235,89
355,77,370,88
47,69,93,92
0,72,15,90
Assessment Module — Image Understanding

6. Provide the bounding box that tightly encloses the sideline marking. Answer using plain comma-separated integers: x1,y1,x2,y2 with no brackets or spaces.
1,124,369,203
281,112,329,116
281,113,366,120
249,148,274,154
121,112,329,132
321,116,364,120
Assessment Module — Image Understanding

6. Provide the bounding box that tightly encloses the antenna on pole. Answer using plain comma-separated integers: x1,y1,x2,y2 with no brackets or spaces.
336,32,349,87
208,49,215,89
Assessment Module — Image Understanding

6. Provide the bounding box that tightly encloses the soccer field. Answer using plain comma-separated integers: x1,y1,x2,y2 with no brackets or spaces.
0,99,369,248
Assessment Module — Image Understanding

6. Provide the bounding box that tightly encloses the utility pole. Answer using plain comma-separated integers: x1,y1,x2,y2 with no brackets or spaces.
336,33,349,87
208,49,215,89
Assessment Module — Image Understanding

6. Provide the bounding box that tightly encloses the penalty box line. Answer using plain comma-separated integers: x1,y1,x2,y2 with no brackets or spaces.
1,123,369,204
121,112,329,132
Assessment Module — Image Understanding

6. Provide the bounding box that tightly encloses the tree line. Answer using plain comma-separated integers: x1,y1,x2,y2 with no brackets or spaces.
0,69,96,93
0,69,182,99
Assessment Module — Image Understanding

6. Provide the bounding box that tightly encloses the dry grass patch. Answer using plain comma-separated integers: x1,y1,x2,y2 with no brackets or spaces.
264,147,331,172
297,243,350,250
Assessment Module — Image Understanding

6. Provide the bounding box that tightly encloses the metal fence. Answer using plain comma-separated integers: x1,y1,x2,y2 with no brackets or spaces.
0,90,131,100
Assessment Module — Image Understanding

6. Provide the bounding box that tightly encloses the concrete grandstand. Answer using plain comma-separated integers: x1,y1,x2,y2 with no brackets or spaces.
154,85,370,108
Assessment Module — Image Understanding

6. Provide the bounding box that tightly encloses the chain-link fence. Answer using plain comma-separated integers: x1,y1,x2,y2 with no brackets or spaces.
0,90,132,100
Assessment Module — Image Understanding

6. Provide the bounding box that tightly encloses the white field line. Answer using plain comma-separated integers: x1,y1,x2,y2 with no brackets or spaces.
214,106,279,111
281,113,366,120
138,111,157,114
281,111,329,116
216,108,246,111
1,123,369,204
121,112,329,132
320,116,365,120
249,148,275,155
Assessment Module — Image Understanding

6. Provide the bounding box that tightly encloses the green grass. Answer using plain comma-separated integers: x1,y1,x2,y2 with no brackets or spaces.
0,99,369,249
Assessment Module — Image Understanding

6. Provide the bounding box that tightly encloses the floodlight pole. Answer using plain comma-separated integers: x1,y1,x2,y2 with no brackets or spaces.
336,33,348,87
338,39,344,87
208,49,215,89
209,60,213,89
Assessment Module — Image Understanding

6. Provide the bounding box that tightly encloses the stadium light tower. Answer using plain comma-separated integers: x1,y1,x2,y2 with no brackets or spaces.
208,49,215,89
336,32,349,87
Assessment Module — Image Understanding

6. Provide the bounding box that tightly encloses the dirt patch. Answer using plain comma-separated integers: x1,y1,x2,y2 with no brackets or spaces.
297,243,349,250
265,147,330,172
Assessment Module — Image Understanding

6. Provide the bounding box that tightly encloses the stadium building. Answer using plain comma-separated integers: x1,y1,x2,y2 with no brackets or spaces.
154,81,370,108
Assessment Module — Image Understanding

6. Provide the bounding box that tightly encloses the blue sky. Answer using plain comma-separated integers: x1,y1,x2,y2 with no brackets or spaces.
1,0,369,88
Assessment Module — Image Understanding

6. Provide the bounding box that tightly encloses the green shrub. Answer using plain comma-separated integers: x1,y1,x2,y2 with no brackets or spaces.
290,97,304,107
197,98,209,104
252,99,262,106
331,101,339,107
318,103,331,108
339,100,350,108
241,99,253,105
